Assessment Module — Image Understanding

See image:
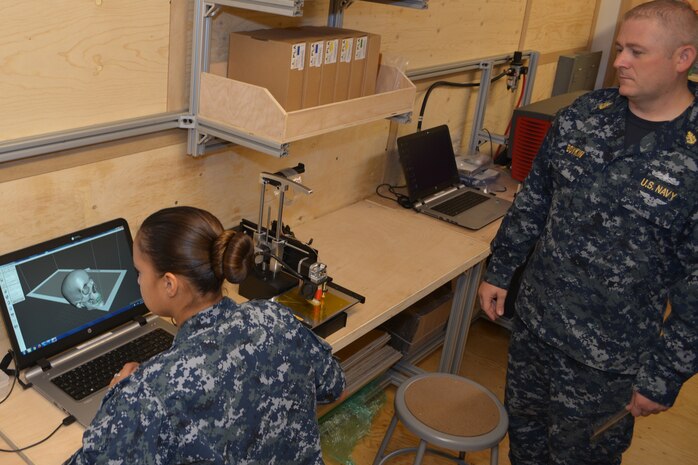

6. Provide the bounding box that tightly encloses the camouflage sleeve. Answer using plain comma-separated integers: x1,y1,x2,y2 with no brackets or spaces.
259,299,345,403
484,109,562,289
635,210,698,406
303,328,345,403
63,380,172,465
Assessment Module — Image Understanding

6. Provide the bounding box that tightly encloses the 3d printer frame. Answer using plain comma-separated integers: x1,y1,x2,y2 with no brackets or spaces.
235,164,365,337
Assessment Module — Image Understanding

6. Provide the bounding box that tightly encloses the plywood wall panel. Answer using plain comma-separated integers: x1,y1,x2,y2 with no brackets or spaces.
0,121,390,349
523,0,598,54
530,61,559,101
338,0,527,70
205,1,527,72
0,0,171,141
0,129,390,257
0,0,603,352
168,0,193,112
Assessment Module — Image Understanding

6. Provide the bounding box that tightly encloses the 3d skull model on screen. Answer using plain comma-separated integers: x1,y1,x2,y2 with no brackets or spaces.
61,269,104,310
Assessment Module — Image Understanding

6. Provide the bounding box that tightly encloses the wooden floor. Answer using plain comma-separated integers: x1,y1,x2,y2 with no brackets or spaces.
324,319,698,465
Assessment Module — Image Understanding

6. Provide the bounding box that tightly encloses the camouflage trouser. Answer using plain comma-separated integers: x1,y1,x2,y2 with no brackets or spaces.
505,316,635,465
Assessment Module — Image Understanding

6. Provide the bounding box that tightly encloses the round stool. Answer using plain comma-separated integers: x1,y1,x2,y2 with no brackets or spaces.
372,373,508,465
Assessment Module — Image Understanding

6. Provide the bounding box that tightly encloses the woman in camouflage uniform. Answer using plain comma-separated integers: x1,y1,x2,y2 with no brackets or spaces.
65,206,345,465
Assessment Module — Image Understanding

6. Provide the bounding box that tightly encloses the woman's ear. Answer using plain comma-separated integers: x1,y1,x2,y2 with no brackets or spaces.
162,272,179,298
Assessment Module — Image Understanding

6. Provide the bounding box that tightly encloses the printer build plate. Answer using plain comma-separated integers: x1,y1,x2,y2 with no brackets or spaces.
274,283,360,338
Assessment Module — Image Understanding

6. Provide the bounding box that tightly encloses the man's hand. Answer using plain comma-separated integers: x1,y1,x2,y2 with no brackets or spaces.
478,281,508,321
626,390,669,417
109,361,140,388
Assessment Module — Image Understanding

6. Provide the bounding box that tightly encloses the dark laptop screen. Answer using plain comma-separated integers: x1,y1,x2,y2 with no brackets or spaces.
397,125,461,203
0,218,147,369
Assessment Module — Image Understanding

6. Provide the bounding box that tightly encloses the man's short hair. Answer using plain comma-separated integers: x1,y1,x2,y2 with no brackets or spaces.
624,0,698,54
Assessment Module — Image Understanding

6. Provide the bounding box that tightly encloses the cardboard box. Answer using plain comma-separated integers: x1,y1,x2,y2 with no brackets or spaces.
361,35,381,96
300,27,356,105
305,37,325,107
228,30,306,111
228,27,381,109
320,35,340,105
347,34,365,99
380,283,453,355
325,28,381,100
393,322,448,358
245,27,332,108
349,32,381,98
298,27,346,106
335,33,355,102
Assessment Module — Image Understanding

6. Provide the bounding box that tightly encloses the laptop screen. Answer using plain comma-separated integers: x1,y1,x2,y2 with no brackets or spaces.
397,125,461,203
0,218,147,370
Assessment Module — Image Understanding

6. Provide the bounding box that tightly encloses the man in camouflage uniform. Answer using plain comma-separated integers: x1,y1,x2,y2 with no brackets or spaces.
64,297,345,464
478,1,698,463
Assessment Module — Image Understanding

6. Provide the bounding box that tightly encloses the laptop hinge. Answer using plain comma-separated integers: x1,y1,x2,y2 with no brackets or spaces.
37,358,52,372
134,315,148,326
421,186,459,206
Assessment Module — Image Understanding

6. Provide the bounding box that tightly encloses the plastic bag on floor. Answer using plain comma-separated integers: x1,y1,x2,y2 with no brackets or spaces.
319,380,386,465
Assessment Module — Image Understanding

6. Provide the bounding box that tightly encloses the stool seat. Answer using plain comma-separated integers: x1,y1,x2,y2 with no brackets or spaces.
373,373,508,465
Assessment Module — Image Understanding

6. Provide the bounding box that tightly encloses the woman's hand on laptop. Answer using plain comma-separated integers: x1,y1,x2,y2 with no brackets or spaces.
109,362,140,388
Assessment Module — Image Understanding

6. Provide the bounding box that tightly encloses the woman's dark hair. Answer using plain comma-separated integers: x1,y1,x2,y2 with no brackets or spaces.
136,206,254,296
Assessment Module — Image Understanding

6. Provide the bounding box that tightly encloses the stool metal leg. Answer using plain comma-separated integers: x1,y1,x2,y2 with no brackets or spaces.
373,414,399,465
490,445,499,465
412,440,427,465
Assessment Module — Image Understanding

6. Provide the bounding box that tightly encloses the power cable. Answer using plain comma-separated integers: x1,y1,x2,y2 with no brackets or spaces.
0,416,76,453
417,71,507,131
375,183,412,209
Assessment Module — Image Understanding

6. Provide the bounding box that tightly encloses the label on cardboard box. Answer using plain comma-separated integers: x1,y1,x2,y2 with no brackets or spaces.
340,37,354,63
290,43,306,70
355,36,368,60
320,38,339,105
309,40,324,68
325,39,339,64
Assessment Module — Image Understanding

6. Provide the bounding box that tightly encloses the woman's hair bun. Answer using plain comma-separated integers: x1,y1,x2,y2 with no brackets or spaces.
212,230,254,284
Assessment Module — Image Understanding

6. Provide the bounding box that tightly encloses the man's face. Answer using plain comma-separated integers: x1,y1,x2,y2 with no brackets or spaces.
613,17,680,105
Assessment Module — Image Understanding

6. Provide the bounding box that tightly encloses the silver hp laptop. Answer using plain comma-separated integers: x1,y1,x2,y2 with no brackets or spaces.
397,125,512,230
0,218,176,426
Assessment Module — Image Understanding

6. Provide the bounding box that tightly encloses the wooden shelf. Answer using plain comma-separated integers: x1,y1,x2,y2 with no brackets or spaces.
197,64,416,146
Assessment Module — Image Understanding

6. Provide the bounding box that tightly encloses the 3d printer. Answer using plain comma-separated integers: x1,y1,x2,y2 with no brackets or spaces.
237,163,364,337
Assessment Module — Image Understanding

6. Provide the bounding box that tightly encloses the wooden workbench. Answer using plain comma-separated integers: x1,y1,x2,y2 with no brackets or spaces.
0,198,498,464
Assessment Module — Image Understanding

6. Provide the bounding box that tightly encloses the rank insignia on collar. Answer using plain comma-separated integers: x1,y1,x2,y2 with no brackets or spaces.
687,131,696,145
598,101,612,110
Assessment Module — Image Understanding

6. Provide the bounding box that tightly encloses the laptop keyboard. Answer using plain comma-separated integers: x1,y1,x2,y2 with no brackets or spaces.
52,328,174,400
431,190,490,217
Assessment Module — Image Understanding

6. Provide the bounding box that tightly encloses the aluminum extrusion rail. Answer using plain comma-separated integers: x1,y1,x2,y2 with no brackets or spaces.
196,117,290,157
214,0,303,16
0,112,185,164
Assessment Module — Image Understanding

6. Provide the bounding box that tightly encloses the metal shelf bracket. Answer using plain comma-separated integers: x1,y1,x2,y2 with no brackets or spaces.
361,0,427,9
196,118,290,158
390,112,413,124
212,0,303,16
329,0,426,28
178,115,196,129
